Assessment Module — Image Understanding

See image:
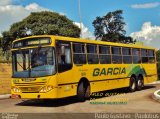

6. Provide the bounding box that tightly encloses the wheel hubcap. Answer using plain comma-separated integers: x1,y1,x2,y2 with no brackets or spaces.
138,80,142,87
131,82,136,90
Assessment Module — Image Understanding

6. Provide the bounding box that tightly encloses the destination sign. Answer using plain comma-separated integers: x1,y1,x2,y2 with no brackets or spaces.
26,38,50,45
13,37,51,48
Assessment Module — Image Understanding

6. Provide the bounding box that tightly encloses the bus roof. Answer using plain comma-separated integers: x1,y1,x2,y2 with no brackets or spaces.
13,35,155,50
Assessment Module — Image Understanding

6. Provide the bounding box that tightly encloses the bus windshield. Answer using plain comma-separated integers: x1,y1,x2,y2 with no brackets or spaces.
12,47,56,78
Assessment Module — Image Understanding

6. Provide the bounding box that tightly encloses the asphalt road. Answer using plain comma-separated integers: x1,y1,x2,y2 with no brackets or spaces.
0,83,160,113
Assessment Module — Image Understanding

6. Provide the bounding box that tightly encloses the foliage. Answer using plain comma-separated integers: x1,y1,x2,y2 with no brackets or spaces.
156,49,160,79
92,10,135,43
0,37,1,47
156,49,160,61
0,49,12,63
2,11,80,51
1,31,12,50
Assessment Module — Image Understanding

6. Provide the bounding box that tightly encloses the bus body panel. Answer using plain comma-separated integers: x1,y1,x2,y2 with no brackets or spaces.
11,35,158,99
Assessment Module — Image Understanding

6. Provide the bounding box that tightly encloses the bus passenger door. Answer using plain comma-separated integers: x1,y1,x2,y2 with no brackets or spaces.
56,40,74,97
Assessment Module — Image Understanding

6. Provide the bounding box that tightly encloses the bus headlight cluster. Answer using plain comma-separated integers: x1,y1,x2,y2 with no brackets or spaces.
12,87,21,93
39,85,53,93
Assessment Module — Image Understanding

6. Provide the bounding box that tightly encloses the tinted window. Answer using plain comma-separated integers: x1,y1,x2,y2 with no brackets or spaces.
132,48,140,55
99,46,110,54
132,48,141,63
141,49,148,63
73,43,86,64
73,43,85,53
148,50,154,56
122,48,131,55
87,44,99,64
148,50,155,63
87,45,97,53
141,49,148,56
112,46,122,64
122,47,132,64
112,47,121,55
56,41,72,73
99,45,111,64
112,55,122,64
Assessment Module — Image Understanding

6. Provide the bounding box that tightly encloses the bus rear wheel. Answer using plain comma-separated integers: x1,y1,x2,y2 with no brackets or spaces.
77,81,90,102
129,76,136,92
136,76,144,91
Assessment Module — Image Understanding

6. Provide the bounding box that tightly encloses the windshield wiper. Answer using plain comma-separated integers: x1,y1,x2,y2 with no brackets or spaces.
16,61,24,69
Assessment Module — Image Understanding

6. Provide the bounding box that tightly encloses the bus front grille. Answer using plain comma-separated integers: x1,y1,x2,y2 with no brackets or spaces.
15,82,46,86
19,86,41,93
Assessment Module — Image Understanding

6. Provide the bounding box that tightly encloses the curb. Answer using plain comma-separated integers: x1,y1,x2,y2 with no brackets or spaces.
0,94,11,100
149,81,160,85
152,89,160,102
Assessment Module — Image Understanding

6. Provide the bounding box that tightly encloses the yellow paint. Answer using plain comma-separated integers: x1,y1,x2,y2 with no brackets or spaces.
11,35,158,99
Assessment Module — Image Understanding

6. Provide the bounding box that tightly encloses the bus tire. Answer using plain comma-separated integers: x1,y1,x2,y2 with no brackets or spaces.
136,76,144,91
85,84,90,100
129,76,136,92
77,82,86,102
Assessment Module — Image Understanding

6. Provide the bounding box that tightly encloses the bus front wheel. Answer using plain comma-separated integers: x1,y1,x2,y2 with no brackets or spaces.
129,76,136,92
77,81,90,102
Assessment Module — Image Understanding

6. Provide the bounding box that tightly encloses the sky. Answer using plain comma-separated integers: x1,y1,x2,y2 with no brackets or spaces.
0,0,160,48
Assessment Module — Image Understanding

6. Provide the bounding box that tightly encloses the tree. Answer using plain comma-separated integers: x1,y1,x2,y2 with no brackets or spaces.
1,31,12,51
156,49,160,79
2,11,80,50
92,10,135,43
156,49,160,61
0,37,2,48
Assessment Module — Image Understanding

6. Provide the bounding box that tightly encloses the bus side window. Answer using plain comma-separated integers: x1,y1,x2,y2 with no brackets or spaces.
111,46,122,64
148,50,155,63
132,48,141,64
99,45,111,64
73,43,86,64
87,44,99,64
122,47,132,64
56,40,72,73
141,49,148,63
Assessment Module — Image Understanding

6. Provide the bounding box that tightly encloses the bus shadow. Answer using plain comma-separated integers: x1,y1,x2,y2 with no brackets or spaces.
90,85,156,100
16,85,155,107
16,96,79,107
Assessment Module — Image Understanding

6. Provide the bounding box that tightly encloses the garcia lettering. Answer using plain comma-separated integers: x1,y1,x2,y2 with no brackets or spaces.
93,67,126,76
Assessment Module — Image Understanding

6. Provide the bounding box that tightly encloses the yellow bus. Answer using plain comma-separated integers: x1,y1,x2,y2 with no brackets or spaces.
11,35,157,101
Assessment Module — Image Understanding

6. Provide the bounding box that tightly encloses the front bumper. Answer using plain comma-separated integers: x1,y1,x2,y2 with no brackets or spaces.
11,87,58,99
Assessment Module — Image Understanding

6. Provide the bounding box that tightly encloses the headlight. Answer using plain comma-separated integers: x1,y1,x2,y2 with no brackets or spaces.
39,85,53,93
13,79,19,83
12,87,21,93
